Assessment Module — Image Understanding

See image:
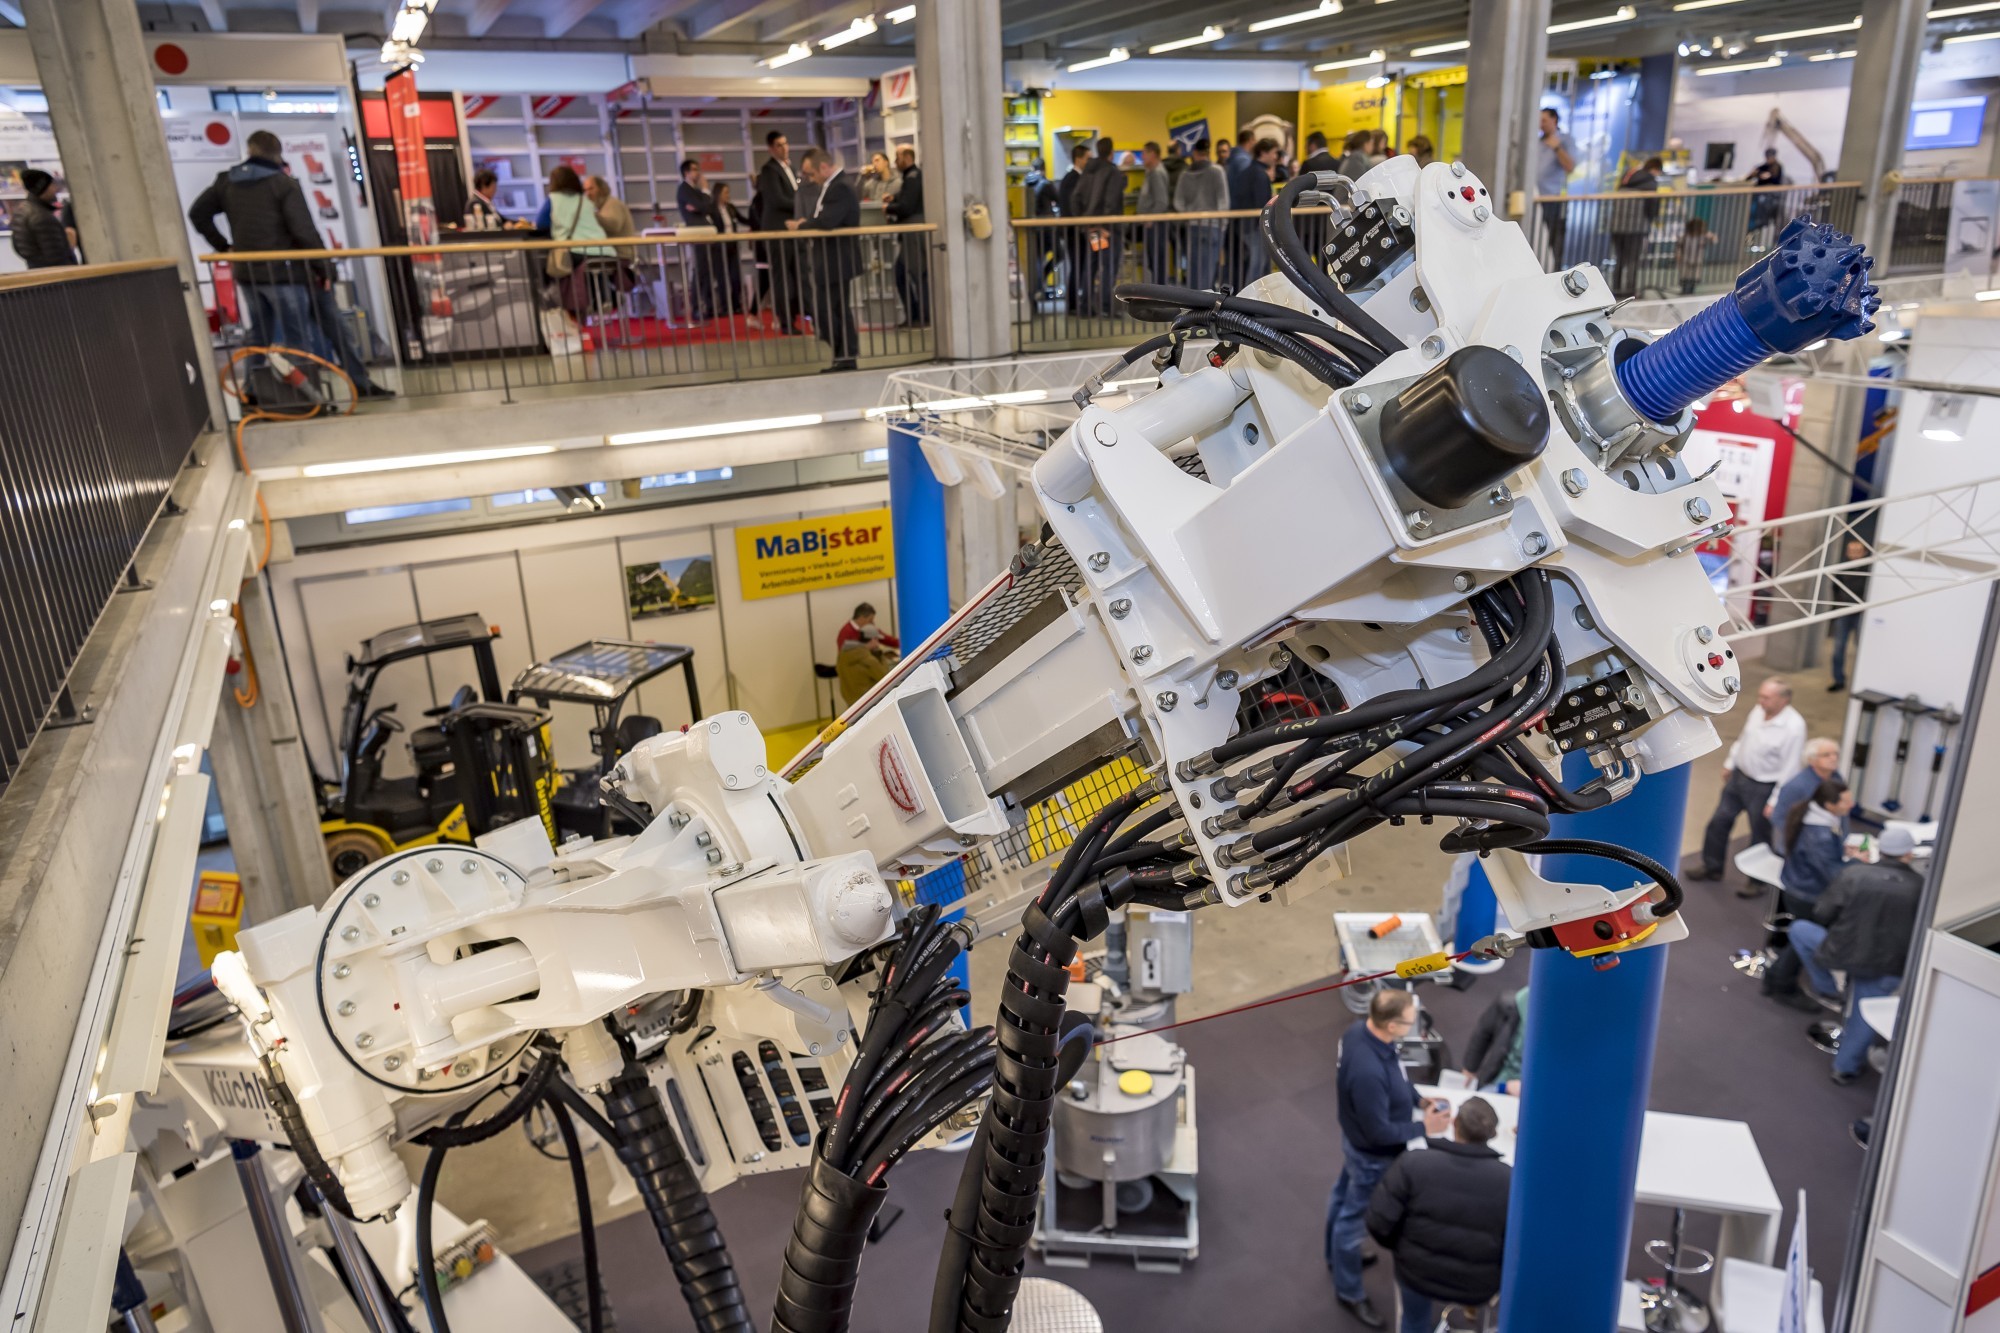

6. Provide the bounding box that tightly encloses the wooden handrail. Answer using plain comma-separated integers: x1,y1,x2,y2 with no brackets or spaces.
1011,206,1332,227
198,223,937,263
0,258,178,292
1533,181,1862,204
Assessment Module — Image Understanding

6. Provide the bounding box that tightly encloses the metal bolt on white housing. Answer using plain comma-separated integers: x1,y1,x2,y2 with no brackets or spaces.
1109,598,1132,619
1696,625,1715,644
1215,669,1239,690
1452,571,1474,592
1563,269,1590,296
1157,691,1178,712
1523,532,1549,557
1685,497,1712,524
1561,468,1587,496
1132,645,1154,663
1088,551,1110,571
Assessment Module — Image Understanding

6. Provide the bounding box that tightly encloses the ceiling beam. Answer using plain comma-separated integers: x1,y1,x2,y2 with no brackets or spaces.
545,0,611,36
297,0,320,32
467,0,513,38
684,0,810,42
618,0,703,39
197,0,228,32
0,0,23,24
762,0,869,42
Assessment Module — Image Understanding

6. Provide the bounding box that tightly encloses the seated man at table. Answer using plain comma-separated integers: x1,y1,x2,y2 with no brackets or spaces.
1366,1097,1512,1333
1460,984,1527,1096
1789,826,1925,1085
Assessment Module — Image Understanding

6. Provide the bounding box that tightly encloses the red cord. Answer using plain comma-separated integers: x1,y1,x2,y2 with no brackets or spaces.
1095,951,1472,1046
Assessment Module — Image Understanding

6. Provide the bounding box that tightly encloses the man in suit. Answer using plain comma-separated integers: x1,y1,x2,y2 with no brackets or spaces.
676,158,732,321
756,130,801,327
788,146,860,370
1300,130,1338,176
1056,142,1091,311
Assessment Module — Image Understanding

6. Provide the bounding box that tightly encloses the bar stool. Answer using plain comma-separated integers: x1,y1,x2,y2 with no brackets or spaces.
1637,1207,1713,1331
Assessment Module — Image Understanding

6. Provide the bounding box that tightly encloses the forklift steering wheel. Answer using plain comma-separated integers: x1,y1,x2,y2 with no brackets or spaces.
372,707,405,733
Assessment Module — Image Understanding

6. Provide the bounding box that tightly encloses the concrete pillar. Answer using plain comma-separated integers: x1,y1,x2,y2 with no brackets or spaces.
210,575,334,920
22,0,226,427
913,0,1011,361
1460,0,1554,223
1838,0,1930,256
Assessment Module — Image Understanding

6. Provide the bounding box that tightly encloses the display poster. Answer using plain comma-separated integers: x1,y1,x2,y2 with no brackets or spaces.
1947,177,2000,284
1683,405,1795,618
734,508,895,601
384,68,453,323
281,133,345,244
162,110,240,162
627,554,718,619
1167,107,1210,155
0,111,60,164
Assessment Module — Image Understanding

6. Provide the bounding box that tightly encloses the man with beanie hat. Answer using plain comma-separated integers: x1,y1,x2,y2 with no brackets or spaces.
10,169,75,269
1789,825,1926,1084
1366,1096,1512,1333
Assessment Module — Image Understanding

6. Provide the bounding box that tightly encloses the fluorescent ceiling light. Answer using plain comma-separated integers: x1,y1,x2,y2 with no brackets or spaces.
302,445,555,478
1673,0,1748,8
1755,17,1859,41
1249,1,1341,33
1931,1,2000,15
764,41,813,67
820,14,877,47
1809,49,1857,59
1067,47,1130,71
864,390,1050,418
1945,27,2000,41
1880,329,1909,341
608,414,825,446
1315,48,1388,70
1410,38,1471,55
1365,72,1392,87
1693,55,1780,74
886,5,915,20
1151,25,1226,53
1589,67,1617,78
1548,6,1636,34
1975,288,2000,300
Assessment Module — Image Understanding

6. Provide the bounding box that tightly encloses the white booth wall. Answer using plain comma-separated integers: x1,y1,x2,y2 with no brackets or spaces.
269,480,897,781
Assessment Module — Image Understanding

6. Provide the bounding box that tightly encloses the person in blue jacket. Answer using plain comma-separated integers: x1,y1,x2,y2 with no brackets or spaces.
1328,988,1453,1328
1763,777,1854,1010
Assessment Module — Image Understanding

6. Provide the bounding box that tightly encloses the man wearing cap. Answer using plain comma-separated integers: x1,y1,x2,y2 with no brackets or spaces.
9,169,75,269
1366,1096,1512,1333
1788,827,1926,1084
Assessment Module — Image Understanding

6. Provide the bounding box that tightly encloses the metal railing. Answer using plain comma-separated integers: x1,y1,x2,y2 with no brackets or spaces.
1527,181,1862,300
1885,178,1960,276
1010,208,1345,355
0,260,209,792
194,224,940,407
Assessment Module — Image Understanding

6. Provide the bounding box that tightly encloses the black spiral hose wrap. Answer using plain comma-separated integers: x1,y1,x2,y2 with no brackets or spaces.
771,1143,890,1333
601,1060,756,1333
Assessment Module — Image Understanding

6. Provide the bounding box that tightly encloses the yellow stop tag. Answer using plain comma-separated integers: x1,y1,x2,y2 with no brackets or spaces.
1117,1069,1155,1096
1394,951,1452,979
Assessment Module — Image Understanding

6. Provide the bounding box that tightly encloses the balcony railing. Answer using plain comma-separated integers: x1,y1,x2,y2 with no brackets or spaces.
0,260,209,792
194,224,940,407
1526,181,1862,299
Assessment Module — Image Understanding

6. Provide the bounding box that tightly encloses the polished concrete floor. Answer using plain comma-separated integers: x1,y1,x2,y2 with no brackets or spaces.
432,650,1863,1291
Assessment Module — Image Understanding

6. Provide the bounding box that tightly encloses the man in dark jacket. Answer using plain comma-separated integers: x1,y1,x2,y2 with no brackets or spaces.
788,147,860,370
756,131,801,326
189,130,336,372
1367,1097,1512,1333
1330,989,1452,1329
1789,826,1925,1083
1460,986,1527,1093
1056,143,1090,311
884,145,927,326
1077,136,1127,315
10,169,74,268
1299,130,1338,176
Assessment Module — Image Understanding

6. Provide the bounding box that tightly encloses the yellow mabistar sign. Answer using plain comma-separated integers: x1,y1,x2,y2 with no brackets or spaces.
735,507,896,600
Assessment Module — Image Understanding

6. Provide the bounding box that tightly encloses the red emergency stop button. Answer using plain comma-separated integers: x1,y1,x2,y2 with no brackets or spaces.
1460,186,1476,201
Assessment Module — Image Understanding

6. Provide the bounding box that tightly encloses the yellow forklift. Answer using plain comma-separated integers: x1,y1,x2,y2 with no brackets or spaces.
318,614,557,881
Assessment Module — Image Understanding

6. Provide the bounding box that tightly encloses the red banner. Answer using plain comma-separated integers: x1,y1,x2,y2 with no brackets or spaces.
384,68,452,321
462,93,502,119
531,94,575,119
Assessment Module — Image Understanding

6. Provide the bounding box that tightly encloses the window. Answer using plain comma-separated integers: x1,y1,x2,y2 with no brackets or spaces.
1,88,51,113
343,498,472,525
491,482,607,507
860,448,889,465
640,467,734,490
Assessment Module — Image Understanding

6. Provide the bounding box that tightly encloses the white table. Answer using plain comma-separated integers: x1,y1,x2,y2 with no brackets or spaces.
1418,1093,1783,1313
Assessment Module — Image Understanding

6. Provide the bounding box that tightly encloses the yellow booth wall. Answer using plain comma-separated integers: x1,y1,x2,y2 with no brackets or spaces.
1040,88,1238,166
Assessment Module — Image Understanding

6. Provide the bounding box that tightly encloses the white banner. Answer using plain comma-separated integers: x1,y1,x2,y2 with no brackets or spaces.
280,132,345,242
161,110,240,163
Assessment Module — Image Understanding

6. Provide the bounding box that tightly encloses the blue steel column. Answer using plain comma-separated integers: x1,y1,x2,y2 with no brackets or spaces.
1498,756,1690,1333
887,423,968,996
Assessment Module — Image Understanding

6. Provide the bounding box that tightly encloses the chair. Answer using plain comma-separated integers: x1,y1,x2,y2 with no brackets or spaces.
1727,844,1788,979
813,662,839,719
1636,1206,1714,1331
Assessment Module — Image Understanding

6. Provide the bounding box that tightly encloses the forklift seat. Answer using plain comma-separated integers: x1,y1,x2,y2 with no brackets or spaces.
615,714,664,757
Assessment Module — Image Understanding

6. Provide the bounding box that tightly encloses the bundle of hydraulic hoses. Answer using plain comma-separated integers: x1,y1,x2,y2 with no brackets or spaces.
773,904,994,1333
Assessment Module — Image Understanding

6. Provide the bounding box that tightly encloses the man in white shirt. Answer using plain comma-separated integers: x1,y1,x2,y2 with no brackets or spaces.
1689,676,1807,888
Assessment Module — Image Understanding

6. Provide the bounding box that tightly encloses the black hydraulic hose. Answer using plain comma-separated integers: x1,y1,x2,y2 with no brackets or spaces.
928,1121,991,1333
1519,837,1686,919
602,1060,755,1333
1264,173,1407,354
544,1093,606,1333
414,1052,558,1149
259,1053,358,1220
414,1113,463,1333
772,1144,890,1333
544,1074,626,1149
1114,281,1387,370
1175,307,1358,389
